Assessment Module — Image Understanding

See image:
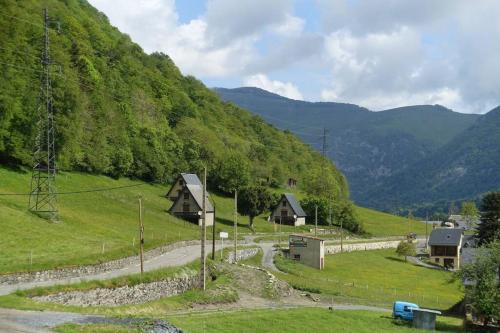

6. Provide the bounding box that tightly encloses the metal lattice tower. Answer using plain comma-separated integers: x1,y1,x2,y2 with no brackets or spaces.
28,8,57,220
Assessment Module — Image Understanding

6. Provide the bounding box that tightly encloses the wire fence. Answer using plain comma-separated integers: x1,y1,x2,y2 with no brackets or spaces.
288,272,455,310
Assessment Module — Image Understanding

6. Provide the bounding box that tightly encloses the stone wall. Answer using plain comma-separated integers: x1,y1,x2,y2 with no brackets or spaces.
225,248,259,264
32,270,199,307
0,240,200,285
325,240,400,254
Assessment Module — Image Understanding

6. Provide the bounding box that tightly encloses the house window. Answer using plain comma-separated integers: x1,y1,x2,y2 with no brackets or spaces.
281,210,288,217
179,180,184,186
282,200,287,207
183,203,190,212
184,192,189,200
294,254,300,260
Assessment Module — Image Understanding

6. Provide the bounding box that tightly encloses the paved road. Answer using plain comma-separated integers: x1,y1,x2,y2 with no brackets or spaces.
0,243,227,296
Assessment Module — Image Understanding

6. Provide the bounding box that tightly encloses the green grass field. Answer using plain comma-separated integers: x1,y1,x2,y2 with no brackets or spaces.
52,309,465,333
0,167,299,273
168,308,464,333
356,206,426,237
275,249,462,310
0,166,425,273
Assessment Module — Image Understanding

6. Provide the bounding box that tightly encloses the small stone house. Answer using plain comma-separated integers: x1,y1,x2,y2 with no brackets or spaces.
167,173,214,226
271,193,306,226
288,234,325,269
428,228,463,270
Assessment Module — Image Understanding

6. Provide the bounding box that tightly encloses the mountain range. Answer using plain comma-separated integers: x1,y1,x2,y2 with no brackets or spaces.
215,87,499,214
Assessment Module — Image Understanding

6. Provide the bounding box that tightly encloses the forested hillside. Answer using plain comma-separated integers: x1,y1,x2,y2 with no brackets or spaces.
0,0,347,199
361,107,500,215
215,87,479,209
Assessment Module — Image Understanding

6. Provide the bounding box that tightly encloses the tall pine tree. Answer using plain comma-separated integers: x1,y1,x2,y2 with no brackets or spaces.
477,192,500,245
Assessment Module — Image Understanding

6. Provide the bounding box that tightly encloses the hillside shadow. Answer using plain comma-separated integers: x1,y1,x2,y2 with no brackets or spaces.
385,256,406,263
215,217,251,231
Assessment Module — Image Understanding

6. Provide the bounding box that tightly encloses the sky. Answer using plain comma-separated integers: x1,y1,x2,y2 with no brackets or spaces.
87,0,500,114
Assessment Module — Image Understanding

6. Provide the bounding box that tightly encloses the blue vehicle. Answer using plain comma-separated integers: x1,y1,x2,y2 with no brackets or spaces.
393,301,419,320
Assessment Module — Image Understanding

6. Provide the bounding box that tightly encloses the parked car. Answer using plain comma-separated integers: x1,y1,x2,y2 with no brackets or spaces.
393,301,419,320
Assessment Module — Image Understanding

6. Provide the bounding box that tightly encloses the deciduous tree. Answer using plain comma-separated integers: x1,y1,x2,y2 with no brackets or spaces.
237,186,276,229
395,241,416,262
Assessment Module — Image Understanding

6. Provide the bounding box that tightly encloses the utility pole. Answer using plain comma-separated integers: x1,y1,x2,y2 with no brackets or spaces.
425,212,429,249
233,190,238,263
29,8,58,220
200,167,207,290
279,215,282,246
139,197,144,275
315,205,318,237
340,218,343,253
211,204,216,260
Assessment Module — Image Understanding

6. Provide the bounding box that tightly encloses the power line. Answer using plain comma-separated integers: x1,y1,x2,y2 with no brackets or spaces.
0,183,147,196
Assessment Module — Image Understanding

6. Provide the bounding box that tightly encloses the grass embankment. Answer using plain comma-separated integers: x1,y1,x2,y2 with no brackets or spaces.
275,249,462,310
53,309,465,333
0,167,298,273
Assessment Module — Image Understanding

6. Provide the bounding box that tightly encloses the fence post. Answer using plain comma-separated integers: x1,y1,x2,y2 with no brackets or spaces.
29,250,33,269
102,242,105,254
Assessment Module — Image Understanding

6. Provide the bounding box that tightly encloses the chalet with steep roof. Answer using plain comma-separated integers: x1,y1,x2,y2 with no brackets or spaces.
167,173,214,226
271,193,306,226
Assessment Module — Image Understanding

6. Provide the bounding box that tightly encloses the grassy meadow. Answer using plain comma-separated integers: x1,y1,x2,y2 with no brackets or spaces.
275,249,462,310
52,309,465,333
1,166,426,274
356,206,427,237
168,308,464,333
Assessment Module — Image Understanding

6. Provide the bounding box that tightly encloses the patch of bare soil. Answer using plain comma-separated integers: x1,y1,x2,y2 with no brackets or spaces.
182,263,318,312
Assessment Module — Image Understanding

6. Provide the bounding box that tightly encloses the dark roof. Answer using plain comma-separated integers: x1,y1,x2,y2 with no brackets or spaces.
181,173,203,186
283,193,306,217
428,228,463,246
166,173,203,198
185,184,214,212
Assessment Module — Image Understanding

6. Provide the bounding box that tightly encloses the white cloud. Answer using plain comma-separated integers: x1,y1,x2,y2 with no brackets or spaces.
272,14,305,36
244,74,303,100
87,0,500,113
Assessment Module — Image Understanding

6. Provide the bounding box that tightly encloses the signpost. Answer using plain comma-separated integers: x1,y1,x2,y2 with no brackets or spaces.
220,231,228,260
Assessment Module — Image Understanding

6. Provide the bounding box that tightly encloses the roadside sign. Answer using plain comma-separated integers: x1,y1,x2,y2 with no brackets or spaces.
220,232,228,239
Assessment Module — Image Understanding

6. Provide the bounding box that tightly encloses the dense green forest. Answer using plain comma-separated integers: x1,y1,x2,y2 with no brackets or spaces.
0,0,347,199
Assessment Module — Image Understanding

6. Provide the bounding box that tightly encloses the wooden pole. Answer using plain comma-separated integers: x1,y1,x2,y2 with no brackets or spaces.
201,167,207,290
234,190,238,263
212,204,216,260
139,197,144,275
340,218,343,253
315,205,318,237
425,212,429,249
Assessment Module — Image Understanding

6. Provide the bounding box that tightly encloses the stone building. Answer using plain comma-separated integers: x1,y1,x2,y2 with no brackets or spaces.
271,193,306,226
428,228,463,270
288,234,325,269
167,173,214,226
